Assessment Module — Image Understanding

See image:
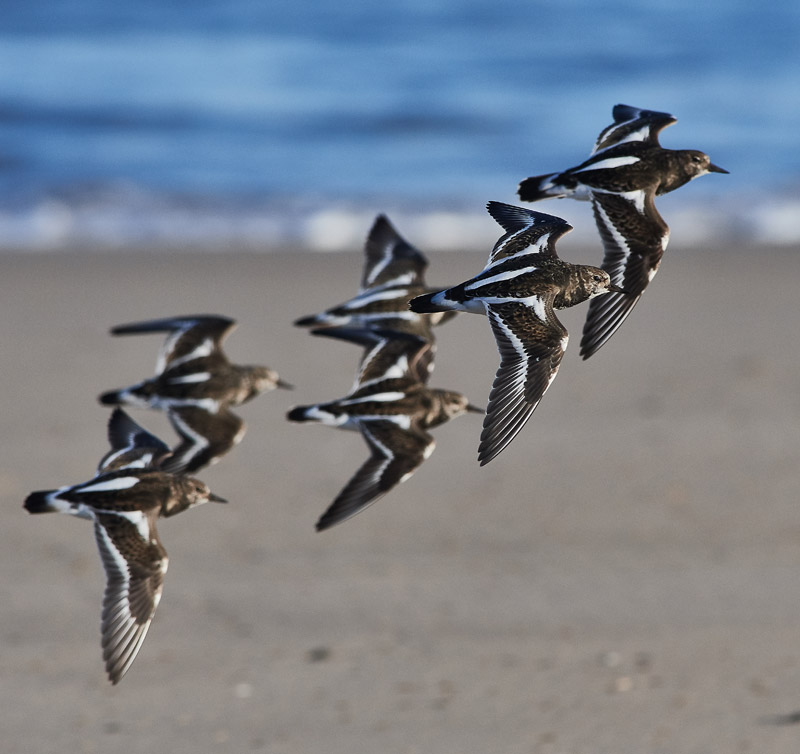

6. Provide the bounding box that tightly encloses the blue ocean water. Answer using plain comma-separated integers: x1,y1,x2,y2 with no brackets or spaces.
0,0,798,250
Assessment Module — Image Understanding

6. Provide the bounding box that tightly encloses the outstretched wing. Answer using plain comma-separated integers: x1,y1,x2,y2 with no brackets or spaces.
93,509,167,684
592,104,677,154
110,315,236,374
98,409,172,473
161,405,245,474
360,214,429,291
315,419,433,531
579,190,668,359
485,201,573,264
312,327,435,389
479,299,567,465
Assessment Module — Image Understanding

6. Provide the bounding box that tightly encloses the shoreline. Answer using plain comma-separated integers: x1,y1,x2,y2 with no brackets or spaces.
4,243,800,753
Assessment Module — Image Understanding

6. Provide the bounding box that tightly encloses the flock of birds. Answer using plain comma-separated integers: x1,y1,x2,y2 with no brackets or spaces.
24,104,726,683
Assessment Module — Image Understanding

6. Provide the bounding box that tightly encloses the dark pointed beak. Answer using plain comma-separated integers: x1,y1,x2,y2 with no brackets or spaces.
609,284,630,295
708,163,728,174
276,378,294,390
209,493,228,504
466,403,485,414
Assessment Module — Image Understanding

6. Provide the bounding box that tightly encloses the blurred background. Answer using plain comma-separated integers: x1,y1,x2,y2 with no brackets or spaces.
0,0,797,251
5,6,800,752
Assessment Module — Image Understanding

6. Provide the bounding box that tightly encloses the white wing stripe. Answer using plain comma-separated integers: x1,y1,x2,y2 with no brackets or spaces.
467,265,540,290
79,477,140,493
583,155,640,171
167,372,211,384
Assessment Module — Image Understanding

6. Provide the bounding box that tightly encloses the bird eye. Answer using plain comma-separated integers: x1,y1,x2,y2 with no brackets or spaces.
592,274,602,282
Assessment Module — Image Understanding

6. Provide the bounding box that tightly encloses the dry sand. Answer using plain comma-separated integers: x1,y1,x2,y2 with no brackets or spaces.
3,242,800,754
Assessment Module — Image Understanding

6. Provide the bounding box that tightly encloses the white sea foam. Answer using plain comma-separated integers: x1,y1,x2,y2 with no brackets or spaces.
0,189,797,252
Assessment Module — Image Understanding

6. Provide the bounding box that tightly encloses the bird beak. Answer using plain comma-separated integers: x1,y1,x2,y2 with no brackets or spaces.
609,284,630,295
277,379,294,390
466,403,485,414
708,163,729,174
209,493,228,504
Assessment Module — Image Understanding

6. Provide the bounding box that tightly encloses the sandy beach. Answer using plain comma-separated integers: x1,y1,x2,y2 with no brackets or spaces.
4,241,800,754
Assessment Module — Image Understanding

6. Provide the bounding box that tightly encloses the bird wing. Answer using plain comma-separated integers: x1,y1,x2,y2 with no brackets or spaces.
360,214,429,291
93,509,167,684
315,419,433,530
579,189,668,359
161,405,245,474
312,327,435,389
97,408,173,473
592,104,677,154
479,299,567,465
485,201,573,264
110,315,236,374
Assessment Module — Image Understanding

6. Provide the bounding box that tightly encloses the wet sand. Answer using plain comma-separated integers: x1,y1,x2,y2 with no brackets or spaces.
4,242,800,753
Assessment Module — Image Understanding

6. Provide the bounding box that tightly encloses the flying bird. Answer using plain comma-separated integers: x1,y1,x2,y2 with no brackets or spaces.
294,214,455,337
24,409,226,684
410,201,622,465
287,329,481,530
518,104,727,358
99,314,290,472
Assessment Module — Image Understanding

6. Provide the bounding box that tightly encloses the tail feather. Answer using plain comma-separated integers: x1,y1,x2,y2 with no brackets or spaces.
287,405,347,427
408,290,449,314
24,491,59,514
294,314,322,327
99,390,124,406
517,173,560,202
287,406,313,423
98,385,152,408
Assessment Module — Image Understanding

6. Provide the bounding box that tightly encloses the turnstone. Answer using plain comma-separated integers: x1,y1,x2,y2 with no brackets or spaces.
409,201,622,466
99,314,290,472
517,104,727,358
294,214,455,336
23,409,226,684
287,329,481,530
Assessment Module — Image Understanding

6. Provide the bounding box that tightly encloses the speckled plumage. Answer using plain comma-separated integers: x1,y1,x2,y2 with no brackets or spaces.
287,329,481,530
99,314,289,472
517,104,727,358
294,214,455,336
23,409,226,684
410,201,621,465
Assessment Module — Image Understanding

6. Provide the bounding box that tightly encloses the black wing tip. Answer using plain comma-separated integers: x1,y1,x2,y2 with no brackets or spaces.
612,103,676,121
579,327,617,360
579,288,645,359
104,408,172,470
367,213,398,244
315,504,352,531
477,417,519,466
107,407,137,436
366,214,425,263
110,314,235,336
315,495,381,532
486,201,572,233
308,326,399,347
477,439,506,466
